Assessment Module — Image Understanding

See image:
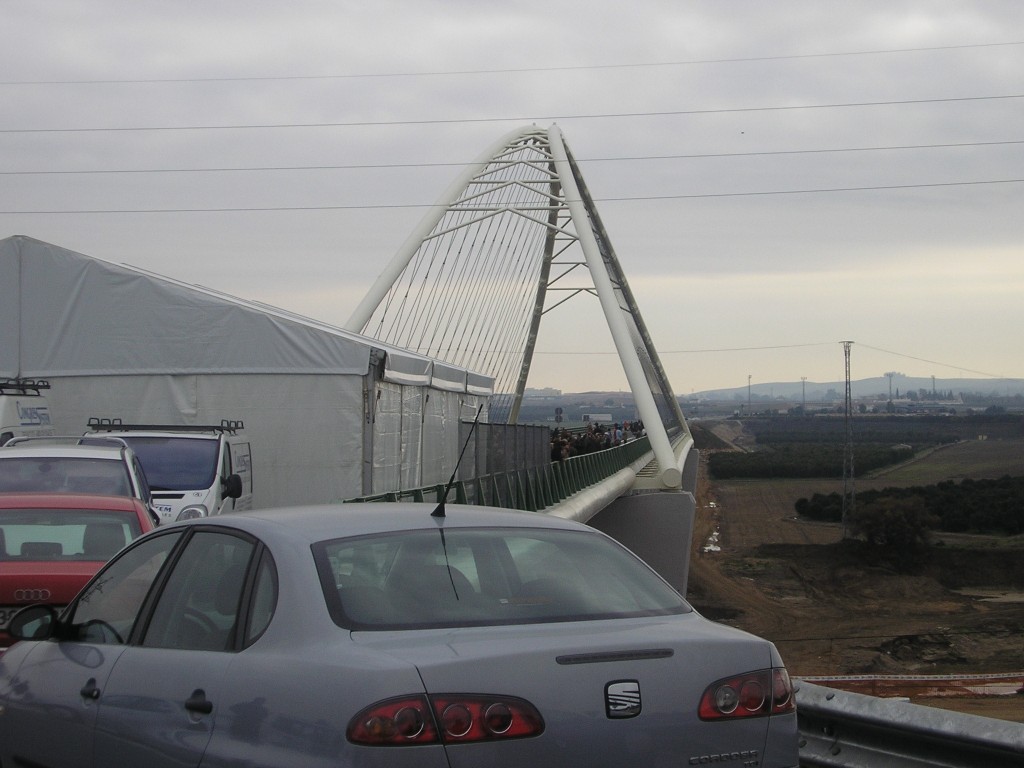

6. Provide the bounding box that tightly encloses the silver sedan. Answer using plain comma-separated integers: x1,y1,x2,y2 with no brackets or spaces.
0,504,798,767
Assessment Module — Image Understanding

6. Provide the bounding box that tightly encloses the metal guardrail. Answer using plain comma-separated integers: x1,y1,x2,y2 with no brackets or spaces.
345,436,653,511
796,680,1024,767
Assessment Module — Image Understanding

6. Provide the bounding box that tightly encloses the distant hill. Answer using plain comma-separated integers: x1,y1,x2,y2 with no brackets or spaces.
691,376,1024,402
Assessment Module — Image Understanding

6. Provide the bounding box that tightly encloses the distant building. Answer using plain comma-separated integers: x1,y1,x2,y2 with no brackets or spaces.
524,387,562,398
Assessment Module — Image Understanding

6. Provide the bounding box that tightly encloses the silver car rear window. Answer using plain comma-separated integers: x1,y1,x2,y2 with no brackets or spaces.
313,527,688,630
0,457,131,496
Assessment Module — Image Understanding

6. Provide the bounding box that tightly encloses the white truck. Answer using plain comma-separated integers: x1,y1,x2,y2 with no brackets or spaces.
83,419,253,524
0,379,55,446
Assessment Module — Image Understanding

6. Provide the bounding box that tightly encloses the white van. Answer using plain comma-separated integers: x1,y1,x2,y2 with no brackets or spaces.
0,379,55,446
83,420,253,524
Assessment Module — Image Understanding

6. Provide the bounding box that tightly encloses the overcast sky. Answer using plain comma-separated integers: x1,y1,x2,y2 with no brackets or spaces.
2,1,1022,395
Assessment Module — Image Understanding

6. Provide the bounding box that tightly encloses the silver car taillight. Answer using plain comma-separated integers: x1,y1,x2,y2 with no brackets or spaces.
698,667,795,720
348,694,544,745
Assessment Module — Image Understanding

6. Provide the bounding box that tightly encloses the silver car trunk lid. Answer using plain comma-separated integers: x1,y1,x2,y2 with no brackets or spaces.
353,614,779,768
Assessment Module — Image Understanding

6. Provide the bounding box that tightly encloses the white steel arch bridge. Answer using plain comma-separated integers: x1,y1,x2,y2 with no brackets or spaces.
345,125,696,589
345,125,691,487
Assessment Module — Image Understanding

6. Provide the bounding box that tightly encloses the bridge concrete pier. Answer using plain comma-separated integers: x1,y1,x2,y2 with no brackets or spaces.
587,448,700,597
588,491,695,596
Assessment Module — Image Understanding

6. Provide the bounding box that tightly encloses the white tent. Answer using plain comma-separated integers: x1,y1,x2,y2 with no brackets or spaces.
0,235,492,507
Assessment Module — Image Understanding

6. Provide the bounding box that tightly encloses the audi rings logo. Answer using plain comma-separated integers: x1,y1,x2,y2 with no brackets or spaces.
14,588,52,602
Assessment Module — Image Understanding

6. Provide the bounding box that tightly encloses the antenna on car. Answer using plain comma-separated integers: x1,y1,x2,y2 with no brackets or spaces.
431,404,484,519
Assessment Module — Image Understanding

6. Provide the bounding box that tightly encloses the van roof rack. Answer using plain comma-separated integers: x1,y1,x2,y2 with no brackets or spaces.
86,418,244,434
0,378,51,396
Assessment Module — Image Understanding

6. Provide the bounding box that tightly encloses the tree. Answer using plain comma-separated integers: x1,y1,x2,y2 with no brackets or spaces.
849,496,937,555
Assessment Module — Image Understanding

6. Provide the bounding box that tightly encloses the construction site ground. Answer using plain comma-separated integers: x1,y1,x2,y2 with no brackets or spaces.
686,422,1024,723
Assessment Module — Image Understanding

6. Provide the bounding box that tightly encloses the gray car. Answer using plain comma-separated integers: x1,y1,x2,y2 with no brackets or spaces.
0,504,798,767
0,439,158,526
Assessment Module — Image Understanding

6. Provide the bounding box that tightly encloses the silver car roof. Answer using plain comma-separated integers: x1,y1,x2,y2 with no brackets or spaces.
0,444,127,460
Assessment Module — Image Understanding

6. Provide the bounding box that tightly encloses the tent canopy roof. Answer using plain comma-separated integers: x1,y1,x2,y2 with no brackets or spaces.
0,236,491,393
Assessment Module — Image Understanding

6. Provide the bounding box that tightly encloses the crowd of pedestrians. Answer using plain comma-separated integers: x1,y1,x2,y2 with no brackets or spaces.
550,420,645,461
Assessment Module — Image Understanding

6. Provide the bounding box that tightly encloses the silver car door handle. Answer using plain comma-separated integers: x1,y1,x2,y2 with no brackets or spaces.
80,678,101,700
184,689,214,715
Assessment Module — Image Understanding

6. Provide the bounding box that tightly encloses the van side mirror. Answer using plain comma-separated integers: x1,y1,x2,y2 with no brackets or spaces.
222,473,243,500
8,604,59,642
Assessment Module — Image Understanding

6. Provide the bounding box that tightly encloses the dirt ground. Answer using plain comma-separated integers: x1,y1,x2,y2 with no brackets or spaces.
687,422,1024,723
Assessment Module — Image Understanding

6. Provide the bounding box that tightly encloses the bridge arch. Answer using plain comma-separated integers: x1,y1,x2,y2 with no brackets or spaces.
345,125,691,489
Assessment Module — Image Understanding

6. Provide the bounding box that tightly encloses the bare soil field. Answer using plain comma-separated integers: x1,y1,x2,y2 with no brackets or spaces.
687,425,1024,723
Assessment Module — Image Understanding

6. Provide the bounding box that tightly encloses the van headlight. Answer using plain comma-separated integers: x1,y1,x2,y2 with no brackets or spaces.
176,505,209,521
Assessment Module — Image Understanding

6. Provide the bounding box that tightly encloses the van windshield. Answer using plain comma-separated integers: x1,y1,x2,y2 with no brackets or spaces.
120,437,219,491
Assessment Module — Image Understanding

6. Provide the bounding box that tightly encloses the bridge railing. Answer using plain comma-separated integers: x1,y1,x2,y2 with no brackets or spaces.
345,436,653,512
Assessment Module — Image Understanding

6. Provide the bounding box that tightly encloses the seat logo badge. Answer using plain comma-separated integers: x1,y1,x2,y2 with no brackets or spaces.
606,680,641,718
14,588,52,602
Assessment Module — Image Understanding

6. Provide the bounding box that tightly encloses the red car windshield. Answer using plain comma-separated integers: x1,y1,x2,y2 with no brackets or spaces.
0,508,141,562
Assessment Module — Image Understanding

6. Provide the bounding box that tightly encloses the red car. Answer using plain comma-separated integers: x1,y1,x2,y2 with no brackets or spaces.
0,493,155,650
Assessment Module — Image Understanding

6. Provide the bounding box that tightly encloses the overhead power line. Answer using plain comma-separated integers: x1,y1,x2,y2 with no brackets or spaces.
2,178,1020,215
2,139,1020,177
2,40,1021,86
595,178,1023,201
542,342,1019,381
1,94,1021,134
857,344,1009,379
542,342,834,354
